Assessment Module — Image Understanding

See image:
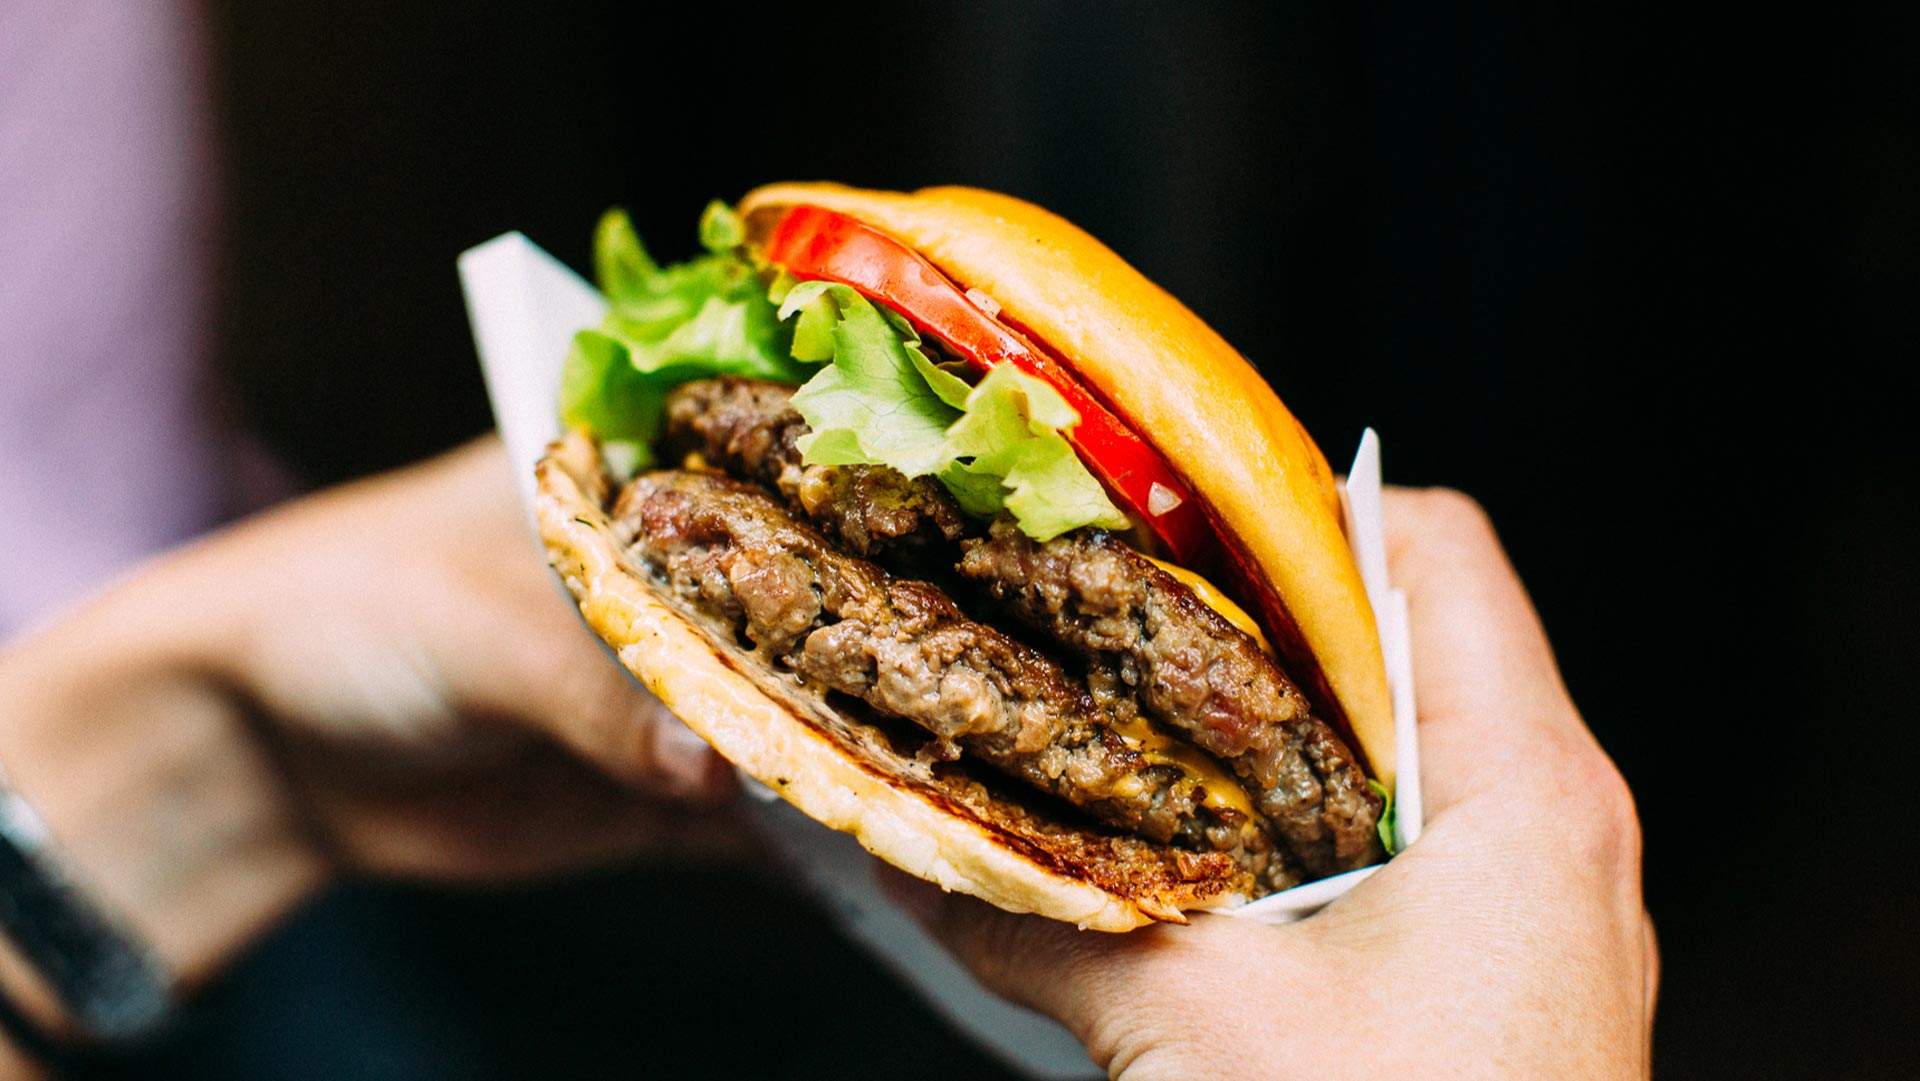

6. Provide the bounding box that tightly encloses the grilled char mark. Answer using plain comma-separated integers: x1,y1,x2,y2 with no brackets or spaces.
661,376,1384,877
614,470,1297,893
960,522,1385,875
663,377,966,560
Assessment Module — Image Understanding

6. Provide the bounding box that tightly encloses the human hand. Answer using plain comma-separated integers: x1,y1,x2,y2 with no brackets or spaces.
890,488,1655,1079
0,437,739,997
189,436,742,879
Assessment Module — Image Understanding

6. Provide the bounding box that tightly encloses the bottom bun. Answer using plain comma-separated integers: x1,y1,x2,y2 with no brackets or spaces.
535,432,1250,930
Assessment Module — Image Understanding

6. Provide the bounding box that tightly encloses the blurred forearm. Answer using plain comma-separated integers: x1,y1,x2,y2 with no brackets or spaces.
0,558,329,1058
0,437,751,1069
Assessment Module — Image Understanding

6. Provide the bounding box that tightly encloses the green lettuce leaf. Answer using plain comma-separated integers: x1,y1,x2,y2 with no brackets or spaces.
558,329,716,469
558,207,815,463
559,329,660,446
943,366,1129,540
1000,428,1131,539
592,207,661,307
937,461,1012,518
784,283,1127,539
909,347,975,409
697,200,745,252
780,275,841,363
562,204,1129,538
784,282,963,478
1369,779,1400,855
591,208,805,382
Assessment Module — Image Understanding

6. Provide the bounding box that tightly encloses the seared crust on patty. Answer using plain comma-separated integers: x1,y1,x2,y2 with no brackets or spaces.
960,520,1384,875
615,470,1295,892
664,377,1384,876
537,432,1248,928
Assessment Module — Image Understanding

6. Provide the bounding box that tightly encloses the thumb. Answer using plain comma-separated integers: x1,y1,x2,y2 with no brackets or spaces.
341,435,736,802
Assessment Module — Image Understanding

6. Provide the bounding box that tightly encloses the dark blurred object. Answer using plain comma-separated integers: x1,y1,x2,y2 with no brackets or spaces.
103,864,1013,1080
194,2,1917,1078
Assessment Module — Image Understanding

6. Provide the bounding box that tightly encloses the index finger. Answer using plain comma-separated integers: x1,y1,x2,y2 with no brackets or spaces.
1381,486,1592,813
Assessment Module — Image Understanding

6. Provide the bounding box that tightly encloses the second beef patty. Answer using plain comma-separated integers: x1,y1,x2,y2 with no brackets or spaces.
663,376,1384,877
615,470,1298,893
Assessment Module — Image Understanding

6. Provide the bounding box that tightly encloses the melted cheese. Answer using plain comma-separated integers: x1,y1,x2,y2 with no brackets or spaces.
1144,556,1275,657
1112,557,1273,819
1113,715,1255,819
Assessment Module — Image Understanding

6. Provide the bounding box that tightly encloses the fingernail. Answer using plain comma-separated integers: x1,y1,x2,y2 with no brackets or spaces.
652,718,718,795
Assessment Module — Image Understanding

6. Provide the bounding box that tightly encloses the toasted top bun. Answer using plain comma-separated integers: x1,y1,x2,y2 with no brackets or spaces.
538,432,1250,930
740,183,1395,786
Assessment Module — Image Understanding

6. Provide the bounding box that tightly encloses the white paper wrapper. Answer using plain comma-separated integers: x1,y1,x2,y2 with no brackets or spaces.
459,232,1422,1079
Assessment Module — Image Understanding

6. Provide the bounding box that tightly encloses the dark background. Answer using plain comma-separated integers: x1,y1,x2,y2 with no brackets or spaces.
132,2,1920,1077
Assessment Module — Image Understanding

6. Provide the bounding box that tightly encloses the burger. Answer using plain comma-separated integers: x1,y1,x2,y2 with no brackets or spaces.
536,183,1397,931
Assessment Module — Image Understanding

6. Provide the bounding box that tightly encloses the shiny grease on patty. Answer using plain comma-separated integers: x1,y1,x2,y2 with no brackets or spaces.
649,376,1383,884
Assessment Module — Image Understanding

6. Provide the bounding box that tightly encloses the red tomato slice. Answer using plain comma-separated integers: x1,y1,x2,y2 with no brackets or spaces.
763,205,1369,767
763,204,1218,564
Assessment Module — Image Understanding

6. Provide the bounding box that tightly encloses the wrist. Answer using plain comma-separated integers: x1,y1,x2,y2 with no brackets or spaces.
0,583,330,998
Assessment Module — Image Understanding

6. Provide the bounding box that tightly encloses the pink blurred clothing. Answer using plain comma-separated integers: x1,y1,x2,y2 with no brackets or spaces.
0,0,233,635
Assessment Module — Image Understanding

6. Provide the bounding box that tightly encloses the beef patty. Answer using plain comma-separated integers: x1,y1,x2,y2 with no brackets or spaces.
960,521,1383,874
664,377,1384,877
615,470,1298,893
663,376,966,561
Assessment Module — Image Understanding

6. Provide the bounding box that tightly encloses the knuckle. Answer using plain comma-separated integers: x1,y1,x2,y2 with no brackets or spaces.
1082,1001,1184,1076
1420,485,1496,537
1088,925,1271,1074
1556,747,1644,870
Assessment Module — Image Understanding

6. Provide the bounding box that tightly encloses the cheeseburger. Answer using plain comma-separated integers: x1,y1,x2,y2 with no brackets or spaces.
536,184,1396,930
